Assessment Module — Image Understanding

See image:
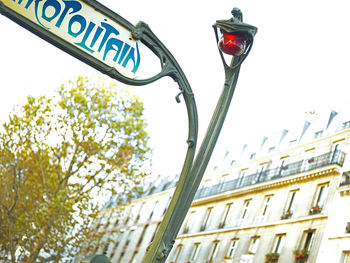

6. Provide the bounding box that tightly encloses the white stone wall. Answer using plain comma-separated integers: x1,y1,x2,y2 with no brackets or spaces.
82,126,350,263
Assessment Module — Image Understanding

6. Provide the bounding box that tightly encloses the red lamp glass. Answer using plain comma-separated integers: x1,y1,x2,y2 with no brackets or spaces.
218,32,249,56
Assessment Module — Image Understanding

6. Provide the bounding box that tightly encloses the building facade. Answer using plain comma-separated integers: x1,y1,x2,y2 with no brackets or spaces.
81,109,350,263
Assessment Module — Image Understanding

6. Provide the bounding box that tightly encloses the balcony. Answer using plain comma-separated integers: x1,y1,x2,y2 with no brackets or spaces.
340,171,350,187
199,225,207,232
182,227,189,234
218,222,225,229
281,211,293,220
253,215,267,224
295,255,308,263
195,150,345,200
265,253,280,263
309,206,322,215
345,222,350,234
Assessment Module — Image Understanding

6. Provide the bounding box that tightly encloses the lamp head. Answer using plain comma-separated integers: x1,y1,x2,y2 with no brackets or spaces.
214,8,257,58
218,32,249,56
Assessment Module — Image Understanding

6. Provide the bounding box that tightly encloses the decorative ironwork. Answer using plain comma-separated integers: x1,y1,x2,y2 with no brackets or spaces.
0,2,257,262
281,211,293,220
265,253,280,263
340,171,350,186
345,222,350,233
309,206,322,215
295,254,309,263
195,150,345,200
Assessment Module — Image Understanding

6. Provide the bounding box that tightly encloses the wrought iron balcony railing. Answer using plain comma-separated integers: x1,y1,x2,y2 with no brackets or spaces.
339,171,350,186
195,150,345,200
309,206,322,215
281,211,293,220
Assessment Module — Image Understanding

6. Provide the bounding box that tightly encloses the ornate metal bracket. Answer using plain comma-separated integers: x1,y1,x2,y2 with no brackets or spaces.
0,2,256,262
142,8,257,263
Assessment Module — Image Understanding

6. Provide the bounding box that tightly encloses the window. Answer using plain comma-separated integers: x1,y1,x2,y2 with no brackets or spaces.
171,244,183,263
254,195,272,224
183,211,196,234
241,200,251,220
287,191,297,212
300,229,316,253
117,231,134,263
219,203,232,228
112,233,123,255
117,251,125,263
96,217,105,231
103,242,110,255
109,235,120,260
220,174,229,184
256,162,270,182
331,142,344,163
148,186,156,195
149,201,158,219
150,222,161,242
248,236,260,254
202,179,212,189
104,214,112,229
343,121,350,129
273,234,286,254
136,224,149,246
304,148,316,171
282,190,298,219
238,169,247,187
227,239,239,258
201,207,213,231
114,218,119,227
190,243,201,262
289,139,297,147
162,182,171,191
124,206,134,225
124,230,133,247
314,130,323,138
261,195,272,216
310,183,329,215
130,251,138,263
208,241,220,262
278,156,290,176
135,202,145,223
312,183,329,211
341,251,350,263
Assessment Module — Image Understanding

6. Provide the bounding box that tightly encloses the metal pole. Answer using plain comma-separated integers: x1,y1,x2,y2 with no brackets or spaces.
142,8,257,263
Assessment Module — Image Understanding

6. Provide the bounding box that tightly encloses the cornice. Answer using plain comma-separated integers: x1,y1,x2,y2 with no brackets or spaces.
328,234,350,240
193,165,341,206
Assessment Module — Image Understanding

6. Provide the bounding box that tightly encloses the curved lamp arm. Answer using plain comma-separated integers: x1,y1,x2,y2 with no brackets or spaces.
142,8,257,263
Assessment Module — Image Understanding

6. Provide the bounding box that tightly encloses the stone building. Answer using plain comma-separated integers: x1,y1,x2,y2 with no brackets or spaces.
82,175,176,263
82,108,350,263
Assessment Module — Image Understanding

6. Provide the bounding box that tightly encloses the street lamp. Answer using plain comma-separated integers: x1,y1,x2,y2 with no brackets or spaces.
142,7,257,263
0,2,256,262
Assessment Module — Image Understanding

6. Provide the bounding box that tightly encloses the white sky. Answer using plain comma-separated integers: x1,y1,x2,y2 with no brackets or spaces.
1,0,350,176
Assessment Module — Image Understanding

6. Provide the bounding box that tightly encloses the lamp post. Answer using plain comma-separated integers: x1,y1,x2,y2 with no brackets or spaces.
141,7,257,263
0,2,256,262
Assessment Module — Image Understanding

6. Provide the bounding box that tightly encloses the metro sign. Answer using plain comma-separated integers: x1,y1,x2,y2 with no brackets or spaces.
0,0,142,78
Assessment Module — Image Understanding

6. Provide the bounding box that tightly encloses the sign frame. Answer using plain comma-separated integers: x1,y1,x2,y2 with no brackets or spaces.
0,0,152,83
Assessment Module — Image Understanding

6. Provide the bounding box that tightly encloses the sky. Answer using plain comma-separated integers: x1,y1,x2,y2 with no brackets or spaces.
1,0,350,176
